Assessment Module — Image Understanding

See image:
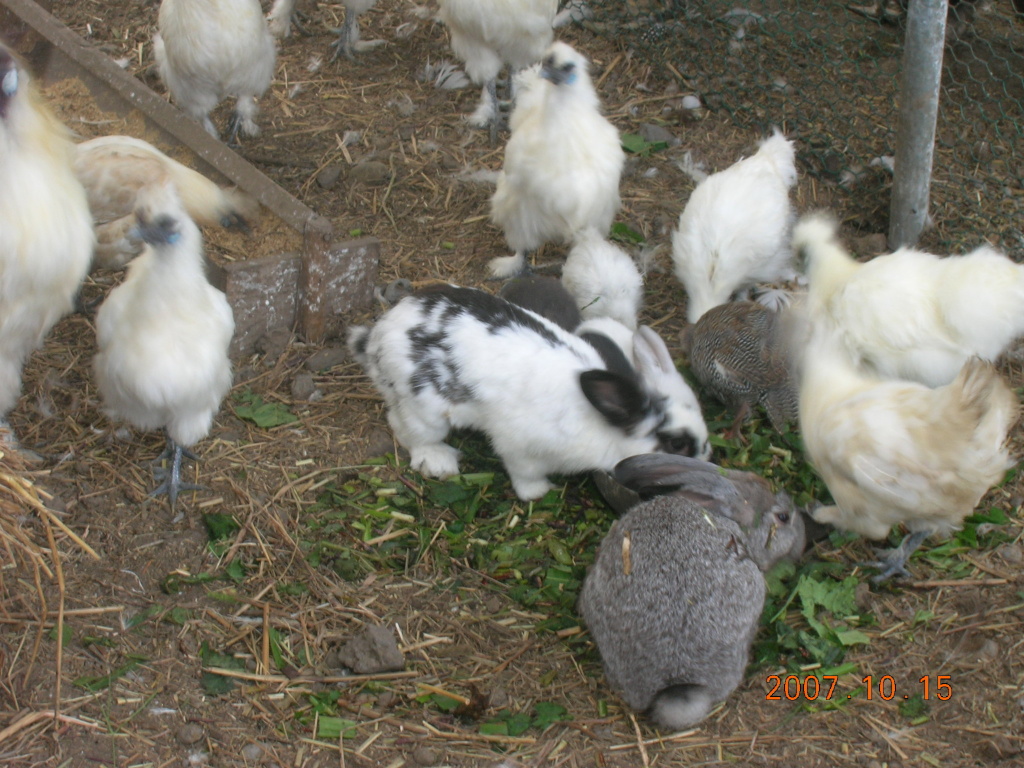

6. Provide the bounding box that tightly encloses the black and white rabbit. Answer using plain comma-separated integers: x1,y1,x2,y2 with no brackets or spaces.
348,285,709,500
579,453,805,730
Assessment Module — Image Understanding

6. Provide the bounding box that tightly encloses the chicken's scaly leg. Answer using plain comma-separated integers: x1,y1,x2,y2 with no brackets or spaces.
866,529,930,583
151,435,205,511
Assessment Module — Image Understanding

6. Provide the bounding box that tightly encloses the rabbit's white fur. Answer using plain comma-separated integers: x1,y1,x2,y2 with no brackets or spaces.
577,318,711,460
350,286,706,500
672,129,797,323
562,227,643,329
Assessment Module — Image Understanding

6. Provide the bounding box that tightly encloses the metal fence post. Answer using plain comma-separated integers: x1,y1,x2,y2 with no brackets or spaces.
889,0,948,249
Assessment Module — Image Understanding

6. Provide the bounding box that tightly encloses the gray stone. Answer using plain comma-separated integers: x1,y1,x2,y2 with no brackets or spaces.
305,346,348,372
350,161,391,186
177,723,204,745
336,624,404,674
317,165,343,190
291,372,319,401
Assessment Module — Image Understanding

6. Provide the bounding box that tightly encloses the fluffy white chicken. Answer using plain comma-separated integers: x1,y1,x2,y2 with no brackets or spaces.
672,130,797,323
0,45,94,433
489,42,624,278
74,135,259,270
94,182,234,510
794,212,1024,388
797,317,1018,581
438,0,558,130
561,227,643,329
154,0,276,142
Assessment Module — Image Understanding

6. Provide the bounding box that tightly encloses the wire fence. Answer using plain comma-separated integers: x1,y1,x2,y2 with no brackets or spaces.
582,0,1024,257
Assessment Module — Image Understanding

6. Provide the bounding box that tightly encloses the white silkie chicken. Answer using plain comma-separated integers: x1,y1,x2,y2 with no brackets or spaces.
561,227,643,329
672,130,797,323
438,0,558,131
489,42,624,278
94,182,234,510
0,45,94,436
797,316,1018,581
154,0,276,142
74,135,258,270
794,212,1024,388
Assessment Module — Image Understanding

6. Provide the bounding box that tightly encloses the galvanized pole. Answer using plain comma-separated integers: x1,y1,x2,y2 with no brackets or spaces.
889,0,947,249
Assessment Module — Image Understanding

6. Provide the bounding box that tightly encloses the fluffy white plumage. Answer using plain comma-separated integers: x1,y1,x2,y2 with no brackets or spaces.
672,130,797,323
794,212,1024,388
74,135,258,270
438,0,558,128
562,227,642,329
798,318,1018,579
154,0,276,141
0,46,94,425
94,181,234,507
489,42,624,277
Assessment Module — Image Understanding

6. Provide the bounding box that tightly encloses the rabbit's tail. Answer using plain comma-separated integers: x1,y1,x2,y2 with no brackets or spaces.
649,684,714,731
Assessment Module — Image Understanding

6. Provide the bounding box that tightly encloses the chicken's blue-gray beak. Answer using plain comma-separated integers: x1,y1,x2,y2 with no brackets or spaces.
541,58,577,87
0,49,18,119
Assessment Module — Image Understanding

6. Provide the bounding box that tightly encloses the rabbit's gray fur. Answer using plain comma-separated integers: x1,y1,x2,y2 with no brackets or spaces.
578,462,804,731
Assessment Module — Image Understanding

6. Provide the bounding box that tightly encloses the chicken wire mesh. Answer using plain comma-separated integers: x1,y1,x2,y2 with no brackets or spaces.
580,0,1024,257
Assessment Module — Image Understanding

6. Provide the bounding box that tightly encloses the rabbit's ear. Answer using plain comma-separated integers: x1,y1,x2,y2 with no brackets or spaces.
580,370,651,430
613,454,756,526
632,326,676,379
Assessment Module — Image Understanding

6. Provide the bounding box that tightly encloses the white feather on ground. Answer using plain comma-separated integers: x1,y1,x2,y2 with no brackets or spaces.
0,45,94,432
74,135,258,270
797,315,1018,580
489,42,624,278
672,129,797,323
793,212,1024,388
154,0,276,141
94,181,234,509
437,0,558,128
562,227,643,329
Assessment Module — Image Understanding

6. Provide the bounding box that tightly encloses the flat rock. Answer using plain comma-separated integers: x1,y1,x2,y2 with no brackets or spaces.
305,346,348,372
350,161,391,186
336,624,404,674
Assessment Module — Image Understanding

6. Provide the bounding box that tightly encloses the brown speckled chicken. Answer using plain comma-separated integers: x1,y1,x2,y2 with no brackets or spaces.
680,301,797,437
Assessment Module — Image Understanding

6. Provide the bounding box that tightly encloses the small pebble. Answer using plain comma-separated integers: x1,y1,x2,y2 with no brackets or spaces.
291,372,319,402
411,746,436,766
177,723,204,745
316,165,343,190
350,161,391,186
305,346,348,372
997,542,1023,565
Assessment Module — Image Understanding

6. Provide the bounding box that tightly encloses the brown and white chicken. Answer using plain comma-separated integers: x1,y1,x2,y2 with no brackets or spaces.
74,135,258,270
154,0,277,142
797,315,1018,580
0,44,94,436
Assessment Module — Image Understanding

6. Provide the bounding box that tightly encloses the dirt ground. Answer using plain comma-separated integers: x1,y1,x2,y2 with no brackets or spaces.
1,1,1023,766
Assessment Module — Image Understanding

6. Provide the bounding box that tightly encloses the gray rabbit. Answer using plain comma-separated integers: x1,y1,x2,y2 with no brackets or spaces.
578,453,805,730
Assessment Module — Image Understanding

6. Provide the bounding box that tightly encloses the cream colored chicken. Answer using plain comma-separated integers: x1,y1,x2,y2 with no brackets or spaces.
154,0,276,142
94,182,234,511
74,135,258,270
798,317,1018,580
794,212,1024,388
438,0,558,131
0,44,94,437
